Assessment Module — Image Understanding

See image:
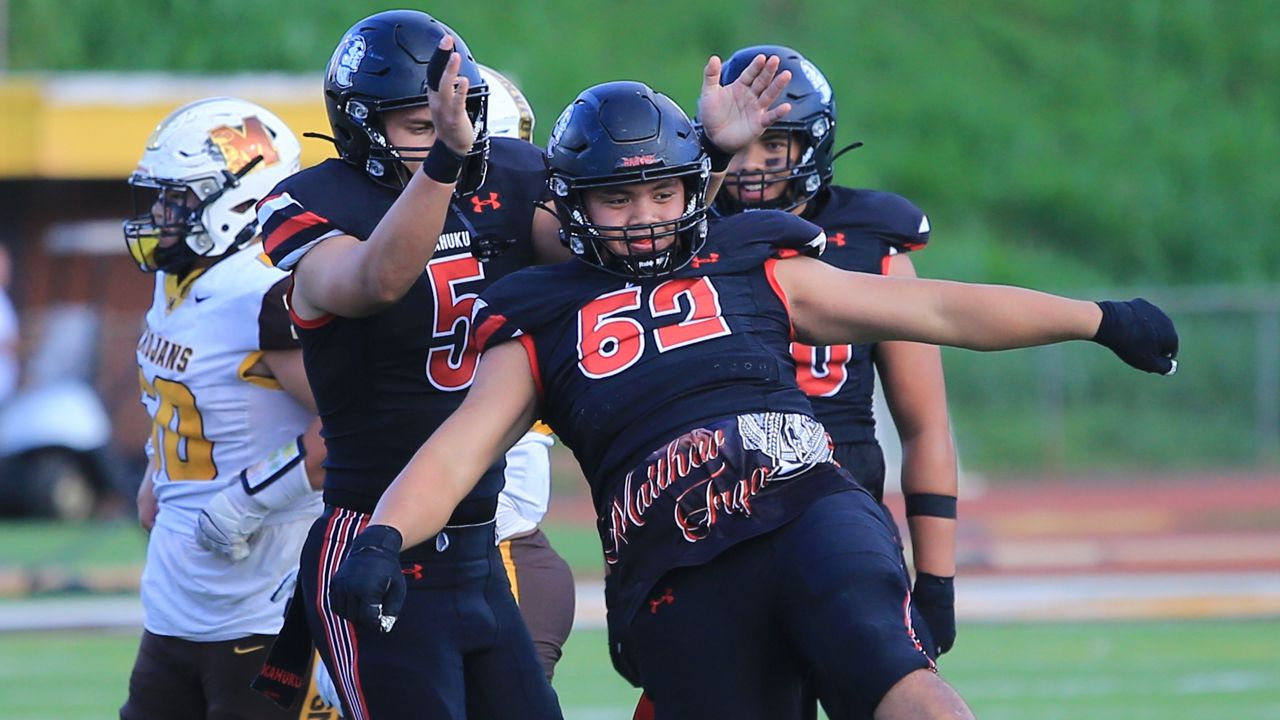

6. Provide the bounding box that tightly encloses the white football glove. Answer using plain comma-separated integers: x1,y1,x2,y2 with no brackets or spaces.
196,489,262,561
195,438,314,562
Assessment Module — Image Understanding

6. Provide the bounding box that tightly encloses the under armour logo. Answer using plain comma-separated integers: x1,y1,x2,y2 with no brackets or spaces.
401,563,423,581
689,253,719,268
828,231,847,247
648,587,675,614
470,192,501,213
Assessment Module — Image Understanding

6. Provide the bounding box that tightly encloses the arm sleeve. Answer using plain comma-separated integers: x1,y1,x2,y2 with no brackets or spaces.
258,276,299,351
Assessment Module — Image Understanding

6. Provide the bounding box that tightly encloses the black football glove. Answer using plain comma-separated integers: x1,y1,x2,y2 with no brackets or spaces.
424,42,453,93
329,524,406,633
912,572,956,657
1092,299,1179,375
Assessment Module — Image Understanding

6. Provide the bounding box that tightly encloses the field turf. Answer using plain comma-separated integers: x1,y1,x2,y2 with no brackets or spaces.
1,620,1277,719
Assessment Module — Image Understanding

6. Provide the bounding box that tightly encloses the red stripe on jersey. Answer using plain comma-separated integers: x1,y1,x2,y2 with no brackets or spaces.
264,209,332,255
472,312,508,353
517,334,545,401
762,258,796,341
286,284,335,329
881,253,893,276
632,695,656,720
256,192,283,213
774,248,801,259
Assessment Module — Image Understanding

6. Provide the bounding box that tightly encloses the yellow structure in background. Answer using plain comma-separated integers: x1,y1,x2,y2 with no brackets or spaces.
0,74,333,178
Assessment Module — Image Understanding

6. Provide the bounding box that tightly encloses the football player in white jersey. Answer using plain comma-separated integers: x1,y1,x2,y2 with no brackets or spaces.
121,97,334,720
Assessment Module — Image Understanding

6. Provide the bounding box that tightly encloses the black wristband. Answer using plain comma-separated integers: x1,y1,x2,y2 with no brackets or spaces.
913,572,955,594
699,129,734,173
420,140,465,184
905,493,958,519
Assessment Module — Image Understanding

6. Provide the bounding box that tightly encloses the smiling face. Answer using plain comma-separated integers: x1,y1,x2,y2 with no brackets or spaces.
581,177,687,256
724,129,807,210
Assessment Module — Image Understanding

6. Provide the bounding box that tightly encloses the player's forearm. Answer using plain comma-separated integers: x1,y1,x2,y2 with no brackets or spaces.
372,446,482,549
900,430,958,577
928,282,1101,351
355,172,457,304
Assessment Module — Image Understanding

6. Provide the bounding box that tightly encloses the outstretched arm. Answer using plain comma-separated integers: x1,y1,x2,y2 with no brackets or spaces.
775,255,1178,374
291,36,476,320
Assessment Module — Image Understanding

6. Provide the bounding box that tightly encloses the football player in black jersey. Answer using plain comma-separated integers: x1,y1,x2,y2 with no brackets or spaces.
719,37,958,656
250,11,798,720
327,80,1176,719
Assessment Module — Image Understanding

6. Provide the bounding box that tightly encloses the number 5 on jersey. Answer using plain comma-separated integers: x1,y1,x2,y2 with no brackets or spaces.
577,277,731,379
426,254,486,391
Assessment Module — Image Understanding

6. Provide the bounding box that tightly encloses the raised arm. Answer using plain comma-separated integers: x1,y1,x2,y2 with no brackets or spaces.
291,37,476,320
774,255,1178,374
697,53,793,201
327,340,539,631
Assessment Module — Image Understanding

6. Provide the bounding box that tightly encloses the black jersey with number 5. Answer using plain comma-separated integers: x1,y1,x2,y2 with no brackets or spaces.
257,138,546,513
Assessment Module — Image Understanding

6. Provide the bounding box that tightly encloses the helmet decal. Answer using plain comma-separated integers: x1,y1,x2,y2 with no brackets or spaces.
798,59,832,105
208,116,280,174
549,105,574,149
331,34,366,89
322,11,490,192
123,97,302,274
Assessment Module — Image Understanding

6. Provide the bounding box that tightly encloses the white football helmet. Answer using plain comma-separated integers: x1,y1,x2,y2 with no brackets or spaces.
123,97,301,273
478,65,535,142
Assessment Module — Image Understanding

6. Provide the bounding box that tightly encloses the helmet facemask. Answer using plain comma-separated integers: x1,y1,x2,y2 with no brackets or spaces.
718,117,831,214
336,87,491,192
553,161,711,280
122,97,302,275
123,157,264,274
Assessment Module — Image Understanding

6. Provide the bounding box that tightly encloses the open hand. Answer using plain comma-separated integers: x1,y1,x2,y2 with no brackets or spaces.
424,35,475,156
697,53,793,156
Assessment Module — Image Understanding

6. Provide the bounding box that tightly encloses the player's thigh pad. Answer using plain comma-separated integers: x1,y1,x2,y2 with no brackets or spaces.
120,631,206,720
460,548,563,719
503,528,575,679
627,536,808,720
774,489,933,719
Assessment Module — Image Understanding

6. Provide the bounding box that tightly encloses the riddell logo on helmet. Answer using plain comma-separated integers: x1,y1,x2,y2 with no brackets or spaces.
209,117,279,173
618,154,658,168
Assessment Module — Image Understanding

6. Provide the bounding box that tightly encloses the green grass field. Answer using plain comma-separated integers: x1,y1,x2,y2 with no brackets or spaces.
1,620,1277,719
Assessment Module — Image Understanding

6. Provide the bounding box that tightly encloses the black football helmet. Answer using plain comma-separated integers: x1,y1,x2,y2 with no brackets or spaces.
546,81,711,279
322,10,490,193
713,45,839,214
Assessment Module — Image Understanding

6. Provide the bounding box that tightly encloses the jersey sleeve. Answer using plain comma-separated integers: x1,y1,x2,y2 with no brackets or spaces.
257,181,346,271
875,192,930,253
700,211,827,274
471,296,527,354
472,263,582,352
258,276,299,351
